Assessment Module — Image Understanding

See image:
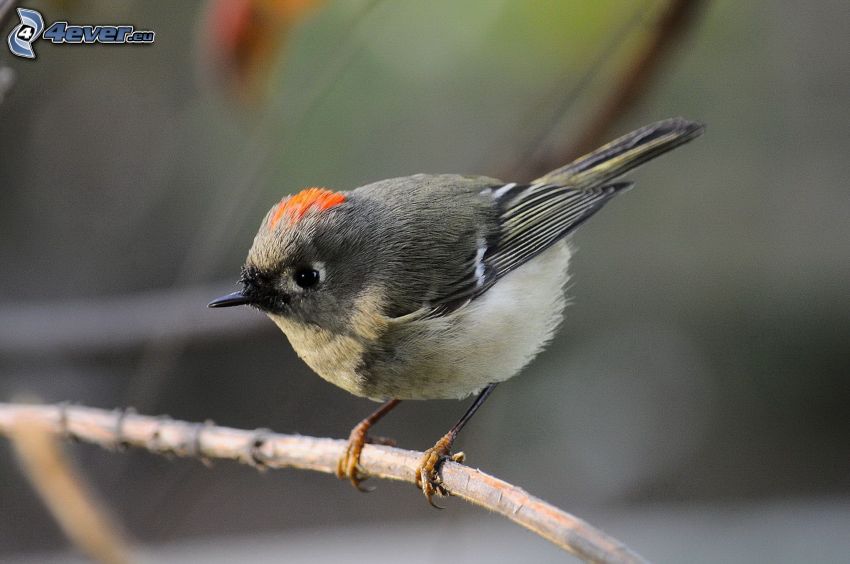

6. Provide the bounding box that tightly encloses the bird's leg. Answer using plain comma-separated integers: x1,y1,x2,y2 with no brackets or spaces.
337,399,401,491
415,383,497,507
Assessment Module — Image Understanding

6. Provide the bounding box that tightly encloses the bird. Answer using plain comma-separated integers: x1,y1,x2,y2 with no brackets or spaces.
209,117,704,505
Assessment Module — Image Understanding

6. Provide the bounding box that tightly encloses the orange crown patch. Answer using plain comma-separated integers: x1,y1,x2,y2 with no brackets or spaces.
268,187,346,228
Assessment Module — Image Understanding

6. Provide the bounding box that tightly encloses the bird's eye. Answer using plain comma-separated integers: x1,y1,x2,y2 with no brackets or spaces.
293,268,320,289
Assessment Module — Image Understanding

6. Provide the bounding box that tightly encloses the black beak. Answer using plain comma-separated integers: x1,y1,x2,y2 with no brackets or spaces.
208,291,251,308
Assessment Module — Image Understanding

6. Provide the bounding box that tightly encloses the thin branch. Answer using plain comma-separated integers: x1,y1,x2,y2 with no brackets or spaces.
0,403,648,564
566,0,704,159
9,414,132,564
516,0,705,180
499,3,647,181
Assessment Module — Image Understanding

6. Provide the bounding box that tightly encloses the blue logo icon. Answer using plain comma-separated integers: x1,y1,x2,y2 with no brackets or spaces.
7,8,155,60
7,8,44,59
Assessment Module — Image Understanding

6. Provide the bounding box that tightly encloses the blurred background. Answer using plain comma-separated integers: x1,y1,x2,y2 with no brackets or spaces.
1,1,848,562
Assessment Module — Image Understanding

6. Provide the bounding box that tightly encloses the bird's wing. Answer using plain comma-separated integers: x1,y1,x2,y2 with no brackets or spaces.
395,118,704,321
485,181,631,280
401,181,630,320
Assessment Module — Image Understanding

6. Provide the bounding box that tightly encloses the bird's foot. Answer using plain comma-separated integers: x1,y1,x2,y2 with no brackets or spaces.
336,420,395,492
337,419,372,491
415,431,465,508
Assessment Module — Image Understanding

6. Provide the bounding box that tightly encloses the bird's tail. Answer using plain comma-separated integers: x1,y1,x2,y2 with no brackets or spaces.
534,117,705,188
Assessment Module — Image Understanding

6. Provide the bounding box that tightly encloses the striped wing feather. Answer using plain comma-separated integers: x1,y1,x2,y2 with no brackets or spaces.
422,181,630,316
490,181,631,278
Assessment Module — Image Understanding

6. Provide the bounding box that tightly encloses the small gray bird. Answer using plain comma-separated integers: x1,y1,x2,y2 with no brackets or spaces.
209,117,704,504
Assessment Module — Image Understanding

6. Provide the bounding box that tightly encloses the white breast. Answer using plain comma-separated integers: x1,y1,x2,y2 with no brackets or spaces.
441,240,571,397
374,240,572,400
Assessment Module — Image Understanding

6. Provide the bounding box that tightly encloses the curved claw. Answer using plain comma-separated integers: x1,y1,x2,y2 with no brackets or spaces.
414,432,457,508
337,431,372,492
415,458,446,509
337,419,396,493
337,458,374,492
345,473,373,492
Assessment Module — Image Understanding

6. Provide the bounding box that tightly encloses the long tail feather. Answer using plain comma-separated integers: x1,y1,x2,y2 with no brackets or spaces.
534,117,704,188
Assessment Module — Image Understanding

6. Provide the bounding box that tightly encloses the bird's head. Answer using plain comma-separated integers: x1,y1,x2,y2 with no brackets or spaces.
208,187,375,332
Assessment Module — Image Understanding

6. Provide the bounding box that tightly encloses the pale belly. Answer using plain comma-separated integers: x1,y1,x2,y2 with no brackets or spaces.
359,241,572,400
